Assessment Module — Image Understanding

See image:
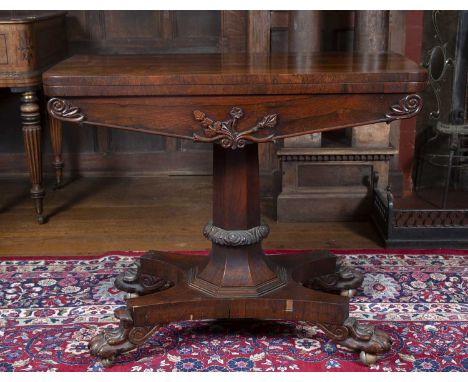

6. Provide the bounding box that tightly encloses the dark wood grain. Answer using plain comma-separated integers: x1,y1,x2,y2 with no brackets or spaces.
0,176,383,257
42,51,425,366
0,11,67,87
45,93,423,142
43,52,426,96
221,11,247,53
190,144,283,297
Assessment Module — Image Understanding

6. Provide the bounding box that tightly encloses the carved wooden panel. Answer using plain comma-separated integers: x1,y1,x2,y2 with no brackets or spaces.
66,11,221,55
297,164,371,188
104,11,161,39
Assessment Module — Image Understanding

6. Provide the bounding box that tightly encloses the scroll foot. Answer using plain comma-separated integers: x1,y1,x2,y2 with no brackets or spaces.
114,258,173,295
303,263,363,295
317,317,392,366
88,307,159,367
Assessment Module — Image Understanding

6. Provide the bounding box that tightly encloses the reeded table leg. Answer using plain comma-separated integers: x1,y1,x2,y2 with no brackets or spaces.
49,115,64,188
20,90,45,224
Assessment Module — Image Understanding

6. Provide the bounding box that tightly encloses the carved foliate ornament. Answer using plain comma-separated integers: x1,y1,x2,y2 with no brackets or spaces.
203,221,270,246
193,107,278,149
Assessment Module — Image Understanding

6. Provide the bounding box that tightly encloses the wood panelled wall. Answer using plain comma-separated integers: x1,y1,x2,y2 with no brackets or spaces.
0,11,406,183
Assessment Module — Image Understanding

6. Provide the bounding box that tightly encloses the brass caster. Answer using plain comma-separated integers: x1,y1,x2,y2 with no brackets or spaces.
37,215,45,224
124,293,139,300
340,289,357,297
101,356,115,368
359,351,378,366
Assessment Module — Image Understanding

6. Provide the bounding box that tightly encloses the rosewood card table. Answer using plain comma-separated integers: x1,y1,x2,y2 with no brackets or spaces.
42,53,426,367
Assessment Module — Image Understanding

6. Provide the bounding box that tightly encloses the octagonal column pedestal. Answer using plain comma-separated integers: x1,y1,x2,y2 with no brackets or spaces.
189,143,286,297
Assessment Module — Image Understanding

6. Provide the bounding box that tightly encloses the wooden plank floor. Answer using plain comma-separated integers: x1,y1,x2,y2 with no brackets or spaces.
0,176,382,257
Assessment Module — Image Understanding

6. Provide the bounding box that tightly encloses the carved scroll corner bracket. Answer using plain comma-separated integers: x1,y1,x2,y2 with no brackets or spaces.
384,94,423,122
47,98,86,123
192,107,279,149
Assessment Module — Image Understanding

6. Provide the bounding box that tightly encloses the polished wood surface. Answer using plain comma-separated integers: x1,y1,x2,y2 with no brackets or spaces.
43,52,426,96
42,51,423,366
0,176,381,257
45,93,422,143
43,52,426,149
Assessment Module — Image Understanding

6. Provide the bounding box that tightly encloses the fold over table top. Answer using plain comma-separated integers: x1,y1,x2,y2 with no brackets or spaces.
43,53,427,97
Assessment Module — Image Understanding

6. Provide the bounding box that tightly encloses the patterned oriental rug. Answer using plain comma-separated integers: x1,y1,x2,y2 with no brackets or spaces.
0,249,466,372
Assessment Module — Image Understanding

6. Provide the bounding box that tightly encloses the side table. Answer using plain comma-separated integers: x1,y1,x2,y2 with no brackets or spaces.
43,53,426,366
0,11,67,223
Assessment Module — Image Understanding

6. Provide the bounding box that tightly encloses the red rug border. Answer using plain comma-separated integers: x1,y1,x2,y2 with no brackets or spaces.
1,247,467,261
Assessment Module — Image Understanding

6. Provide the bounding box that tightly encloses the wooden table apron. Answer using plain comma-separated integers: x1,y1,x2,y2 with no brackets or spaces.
42,53,426,367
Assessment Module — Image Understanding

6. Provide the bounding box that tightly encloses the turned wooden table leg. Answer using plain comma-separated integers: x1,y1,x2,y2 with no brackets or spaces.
20,90,45,224
49,115,64,188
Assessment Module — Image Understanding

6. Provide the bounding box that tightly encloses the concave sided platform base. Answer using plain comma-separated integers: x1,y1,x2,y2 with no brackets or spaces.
89,145,391,367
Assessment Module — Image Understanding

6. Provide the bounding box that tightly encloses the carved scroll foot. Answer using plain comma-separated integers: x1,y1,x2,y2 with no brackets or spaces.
317,317,392,365
88,307,159,367
114,259,173,296
303,263,363,297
